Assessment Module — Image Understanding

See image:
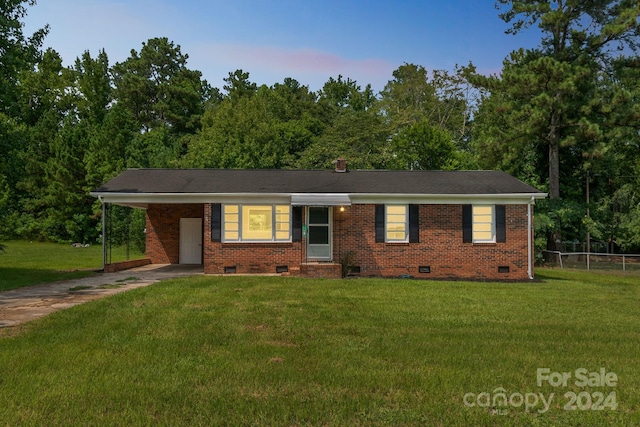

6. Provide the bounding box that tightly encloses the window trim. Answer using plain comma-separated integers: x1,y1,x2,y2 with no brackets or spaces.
222,204,292,243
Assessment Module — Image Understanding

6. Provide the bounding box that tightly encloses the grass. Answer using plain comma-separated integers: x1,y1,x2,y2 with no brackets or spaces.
0,269,638,426
0,240,145,291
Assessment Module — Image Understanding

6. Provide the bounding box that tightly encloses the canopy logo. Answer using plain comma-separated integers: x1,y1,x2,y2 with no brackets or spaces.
463,367,618,415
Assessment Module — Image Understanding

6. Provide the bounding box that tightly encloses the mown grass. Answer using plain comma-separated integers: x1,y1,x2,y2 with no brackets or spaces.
0,269,638,426
0,240,145,291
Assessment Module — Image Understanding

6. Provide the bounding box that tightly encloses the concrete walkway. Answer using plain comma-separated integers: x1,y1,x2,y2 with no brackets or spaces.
0,264,203,329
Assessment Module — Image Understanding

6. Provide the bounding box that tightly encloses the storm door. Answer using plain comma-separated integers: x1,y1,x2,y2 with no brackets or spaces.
306,207,332,261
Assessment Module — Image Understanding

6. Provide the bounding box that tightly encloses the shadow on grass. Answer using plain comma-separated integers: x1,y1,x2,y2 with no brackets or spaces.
534,268,573,282
0,268,96,292
536,267,640,288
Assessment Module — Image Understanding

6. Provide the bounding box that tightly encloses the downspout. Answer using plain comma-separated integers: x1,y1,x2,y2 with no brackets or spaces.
527,196,534,280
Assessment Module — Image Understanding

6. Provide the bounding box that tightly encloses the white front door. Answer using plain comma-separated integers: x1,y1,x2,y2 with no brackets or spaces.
179,218,202,264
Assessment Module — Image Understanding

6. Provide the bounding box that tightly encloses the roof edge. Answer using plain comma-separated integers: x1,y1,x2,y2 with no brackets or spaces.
90,191,547,206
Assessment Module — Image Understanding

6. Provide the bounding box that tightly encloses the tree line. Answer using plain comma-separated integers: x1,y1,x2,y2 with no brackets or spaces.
1,0,639,255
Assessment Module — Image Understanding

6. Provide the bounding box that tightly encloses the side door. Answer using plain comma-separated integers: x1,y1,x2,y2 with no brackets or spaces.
179,218,202,264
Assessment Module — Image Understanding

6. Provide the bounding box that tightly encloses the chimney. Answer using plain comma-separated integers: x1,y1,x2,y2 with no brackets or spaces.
334,157,347,173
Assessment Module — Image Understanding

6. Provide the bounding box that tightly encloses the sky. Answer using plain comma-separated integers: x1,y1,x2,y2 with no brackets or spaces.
23,0,544,93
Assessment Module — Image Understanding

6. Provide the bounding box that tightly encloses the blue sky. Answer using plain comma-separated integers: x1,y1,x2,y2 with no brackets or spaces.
23,0,543,93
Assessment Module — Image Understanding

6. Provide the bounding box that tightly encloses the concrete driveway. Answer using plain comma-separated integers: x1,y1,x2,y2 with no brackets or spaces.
0,264,203,329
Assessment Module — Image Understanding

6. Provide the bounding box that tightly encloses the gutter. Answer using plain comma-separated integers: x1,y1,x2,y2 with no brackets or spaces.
90,191,549,205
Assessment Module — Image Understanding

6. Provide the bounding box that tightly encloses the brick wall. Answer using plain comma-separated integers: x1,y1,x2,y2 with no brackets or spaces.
202,203,304,274
298,263,342,279
145,204,203,264
334,204,532,280
104,258,151,273
148,203,533,280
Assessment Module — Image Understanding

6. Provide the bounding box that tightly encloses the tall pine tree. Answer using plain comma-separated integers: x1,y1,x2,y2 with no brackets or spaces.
468,0,639,249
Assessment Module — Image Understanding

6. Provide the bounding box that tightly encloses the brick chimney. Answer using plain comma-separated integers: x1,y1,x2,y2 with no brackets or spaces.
334,157,347,173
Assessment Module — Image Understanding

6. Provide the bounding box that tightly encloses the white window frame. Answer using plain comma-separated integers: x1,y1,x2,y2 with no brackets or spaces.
385,205,408,243
222,204,291,242
472,205,495,243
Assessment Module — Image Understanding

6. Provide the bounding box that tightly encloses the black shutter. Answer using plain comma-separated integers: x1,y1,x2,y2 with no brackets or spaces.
496,205,506,243
292,206,302,242
375,204,385,243
211,203,221,242
462,204,472,243
409,204,419,243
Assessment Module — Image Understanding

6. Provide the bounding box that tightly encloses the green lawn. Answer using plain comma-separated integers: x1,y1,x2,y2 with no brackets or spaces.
0,240,145,291
0,269,638,426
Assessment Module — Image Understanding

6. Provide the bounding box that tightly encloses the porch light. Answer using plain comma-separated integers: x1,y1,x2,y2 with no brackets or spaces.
339,206,345,212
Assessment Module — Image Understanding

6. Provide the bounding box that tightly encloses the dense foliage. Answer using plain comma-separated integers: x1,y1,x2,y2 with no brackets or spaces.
467,0,640,251
0,1,638,254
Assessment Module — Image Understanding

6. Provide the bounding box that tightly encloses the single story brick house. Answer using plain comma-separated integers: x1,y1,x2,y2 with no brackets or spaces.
91,160,546,280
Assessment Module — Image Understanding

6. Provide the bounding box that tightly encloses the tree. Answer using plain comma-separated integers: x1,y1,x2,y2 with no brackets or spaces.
112,37,210,134
318,75,375,112
378,63,474,148
296,76,385,169
468,0,639,249
183,76,322,169
0,0,48,117
74,49,112,125
42,114,94,242
491,0,639,199
589,56,640,252
15,48,75,240
470,48,597,188
296,108,387,170
0,114,27,238
85,104,137,189
376,64,478,171
378,64,436,126
111,37,211,172
0,0,48,240
223,69,257,101
387,120,459,171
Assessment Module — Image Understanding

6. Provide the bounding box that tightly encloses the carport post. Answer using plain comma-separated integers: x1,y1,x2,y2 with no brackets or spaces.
100,197,106,271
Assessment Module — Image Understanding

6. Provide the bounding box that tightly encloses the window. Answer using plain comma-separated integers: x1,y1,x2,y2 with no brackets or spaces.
463,205,506,243
376,204,419,243
223,204,291,242
223,205,239,241
243,205,272,240
275,205,291,240
472,205,495,243
386,205,408,242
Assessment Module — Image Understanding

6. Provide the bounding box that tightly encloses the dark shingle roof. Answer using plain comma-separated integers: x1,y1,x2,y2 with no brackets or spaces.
93,169,544,195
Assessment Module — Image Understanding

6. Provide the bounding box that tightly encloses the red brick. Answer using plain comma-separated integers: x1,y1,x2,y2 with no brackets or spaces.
145,203,535,280
146,204,203,264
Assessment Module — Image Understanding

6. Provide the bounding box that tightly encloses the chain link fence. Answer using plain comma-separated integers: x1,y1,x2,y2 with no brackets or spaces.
542,251,640,273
